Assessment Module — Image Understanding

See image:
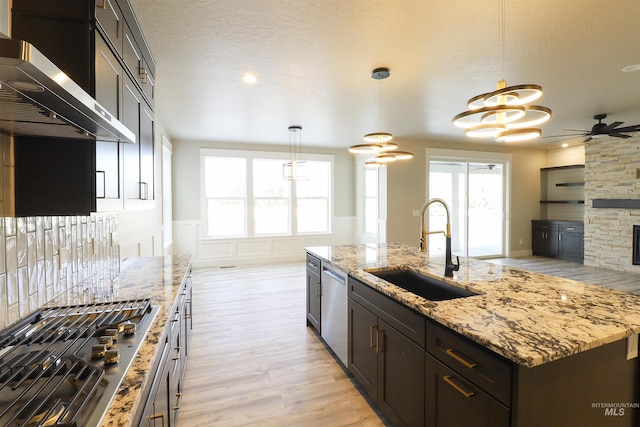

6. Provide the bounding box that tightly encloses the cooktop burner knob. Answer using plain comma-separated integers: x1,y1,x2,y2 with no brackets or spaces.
123,322,137,335
104,349,120,365
105,328,119,342
91,344,107,359
98,336,113,348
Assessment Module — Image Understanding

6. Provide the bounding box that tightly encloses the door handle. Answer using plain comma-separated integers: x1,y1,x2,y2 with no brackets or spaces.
376,330,384,353
443,375,474,398
369,325,377,348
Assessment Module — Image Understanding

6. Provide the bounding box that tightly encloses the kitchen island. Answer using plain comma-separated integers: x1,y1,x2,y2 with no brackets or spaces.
307,243,640,427
43,254,192,427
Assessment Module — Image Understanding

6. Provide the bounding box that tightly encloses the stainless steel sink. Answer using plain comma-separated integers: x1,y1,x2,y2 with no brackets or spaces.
366,268,477,301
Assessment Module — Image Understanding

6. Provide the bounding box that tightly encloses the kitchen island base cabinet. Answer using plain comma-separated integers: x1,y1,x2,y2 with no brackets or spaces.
348,278,426,427
426,355,509,427
306,253,321,333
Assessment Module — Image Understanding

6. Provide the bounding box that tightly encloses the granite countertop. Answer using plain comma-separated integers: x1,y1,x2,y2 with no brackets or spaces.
44,254,192,427
307,243,640,368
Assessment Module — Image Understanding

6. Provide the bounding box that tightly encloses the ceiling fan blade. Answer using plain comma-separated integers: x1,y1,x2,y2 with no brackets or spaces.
563,129,591,132
609,125,640,133
600,121,624,133
610,133,632,138
541,133,587,139
584,136,593,143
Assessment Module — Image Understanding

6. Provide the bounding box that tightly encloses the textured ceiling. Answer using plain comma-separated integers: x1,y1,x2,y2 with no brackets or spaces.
129,0,640,149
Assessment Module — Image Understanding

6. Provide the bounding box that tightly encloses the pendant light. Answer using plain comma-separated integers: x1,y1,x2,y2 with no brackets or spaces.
451,0,551,142
283,125,307,180
349,67,413,165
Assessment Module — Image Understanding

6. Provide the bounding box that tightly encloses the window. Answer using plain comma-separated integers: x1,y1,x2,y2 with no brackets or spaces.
364,168,378,235
202,149,332,238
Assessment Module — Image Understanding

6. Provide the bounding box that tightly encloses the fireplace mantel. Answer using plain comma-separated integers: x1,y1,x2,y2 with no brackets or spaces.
592,199,640,209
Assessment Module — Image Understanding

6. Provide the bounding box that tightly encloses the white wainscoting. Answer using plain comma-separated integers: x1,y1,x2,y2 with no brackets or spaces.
173,217,356,267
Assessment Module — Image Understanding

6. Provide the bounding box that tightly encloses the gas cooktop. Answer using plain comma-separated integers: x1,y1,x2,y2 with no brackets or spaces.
0,299,159,427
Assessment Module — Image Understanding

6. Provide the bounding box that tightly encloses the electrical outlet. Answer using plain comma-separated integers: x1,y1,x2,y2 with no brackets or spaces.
627,334,638,360
412,210,420,217
519,238,523,245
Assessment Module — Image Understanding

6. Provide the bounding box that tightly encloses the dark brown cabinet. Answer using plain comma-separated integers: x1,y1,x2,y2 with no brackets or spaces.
425,355,510,427
348,277,426,427
11,0,156,213
426,320,511,426
532,220,583,262
306,254,321,333
137,269,193,427
95,34,124,207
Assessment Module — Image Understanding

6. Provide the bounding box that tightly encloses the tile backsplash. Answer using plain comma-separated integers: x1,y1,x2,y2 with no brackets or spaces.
0,213,119,329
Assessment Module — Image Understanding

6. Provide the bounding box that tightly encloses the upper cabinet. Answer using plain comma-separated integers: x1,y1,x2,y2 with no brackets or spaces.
10,0,156,215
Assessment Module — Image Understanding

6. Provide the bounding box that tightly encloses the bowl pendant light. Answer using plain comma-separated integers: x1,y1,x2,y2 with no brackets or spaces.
283,125,308,180
349,68,413,165
451,0,551,142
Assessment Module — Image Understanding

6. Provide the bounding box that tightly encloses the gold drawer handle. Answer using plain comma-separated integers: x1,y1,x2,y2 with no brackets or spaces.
149,414,165,427
172,392,183,410
443,375,474,398
96,0,107,9
445,348,478,369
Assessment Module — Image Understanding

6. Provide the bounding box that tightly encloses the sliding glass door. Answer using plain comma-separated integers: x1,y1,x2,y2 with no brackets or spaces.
428,153,509,258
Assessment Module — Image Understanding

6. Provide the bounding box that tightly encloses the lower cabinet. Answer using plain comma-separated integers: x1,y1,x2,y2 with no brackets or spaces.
343,270,639,427
136,268,193,426
306,254,321,333
425,355,510,427
425,321,511,427
349,278,426,427
532,220,583,262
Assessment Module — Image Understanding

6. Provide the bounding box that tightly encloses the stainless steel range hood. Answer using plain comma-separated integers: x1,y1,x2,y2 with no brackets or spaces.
0,37,135,143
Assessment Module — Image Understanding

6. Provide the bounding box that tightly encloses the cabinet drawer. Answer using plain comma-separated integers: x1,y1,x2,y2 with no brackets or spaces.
426,354,510,427
427,321,512,406
349,277,425,348
559,224,583,233
306,253,321,275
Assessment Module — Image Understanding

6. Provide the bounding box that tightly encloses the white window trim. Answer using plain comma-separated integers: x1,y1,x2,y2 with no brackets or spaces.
200,148,334,240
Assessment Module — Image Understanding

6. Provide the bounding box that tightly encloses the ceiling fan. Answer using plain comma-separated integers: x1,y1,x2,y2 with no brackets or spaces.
547,114,640,143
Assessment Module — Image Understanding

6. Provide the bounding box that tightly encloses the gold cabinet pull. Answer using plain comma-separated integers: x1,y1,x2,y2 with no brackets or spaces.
172,392,182,410
369,325,377,348
376,330,384,353
149,414,165,427
445,348,478,369
443,375,474,398
96,0,107,9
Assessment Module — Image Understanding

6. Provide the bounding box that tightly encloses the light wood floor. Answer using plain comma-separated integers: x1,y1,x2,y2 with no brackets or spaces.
179,263,390,427
178,256,640,426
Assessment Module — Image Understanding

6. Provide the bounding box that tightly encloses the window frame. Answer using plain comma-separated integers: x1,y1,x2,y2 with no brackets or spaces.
200,148,333,239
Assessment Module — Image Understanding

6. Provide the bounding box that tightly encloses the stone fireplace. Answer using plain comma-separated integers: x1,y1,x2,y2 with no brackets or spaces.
584,135,640,272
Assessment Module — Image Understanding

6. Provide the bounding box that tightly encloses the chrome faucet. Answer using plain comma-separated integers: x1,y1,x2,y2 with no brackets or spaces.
419,198,460,278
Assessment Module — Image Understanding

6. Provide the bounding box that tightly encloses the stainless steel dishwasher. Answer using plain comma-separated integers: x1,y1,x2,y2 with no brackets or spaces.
321,263,348,366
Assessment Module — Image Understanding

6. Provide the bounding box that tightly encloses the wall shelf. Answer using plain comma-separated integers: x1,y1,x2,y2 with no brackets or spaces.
540,200,585,204
555,182,585,187
541,165,585,171
592,199,640,209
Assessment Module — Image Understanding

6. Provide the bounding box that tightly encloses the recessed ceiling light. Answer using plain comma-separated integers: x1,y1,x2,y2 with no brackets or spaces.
621,64,640,73
562,143,569,148
242,73,258,84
